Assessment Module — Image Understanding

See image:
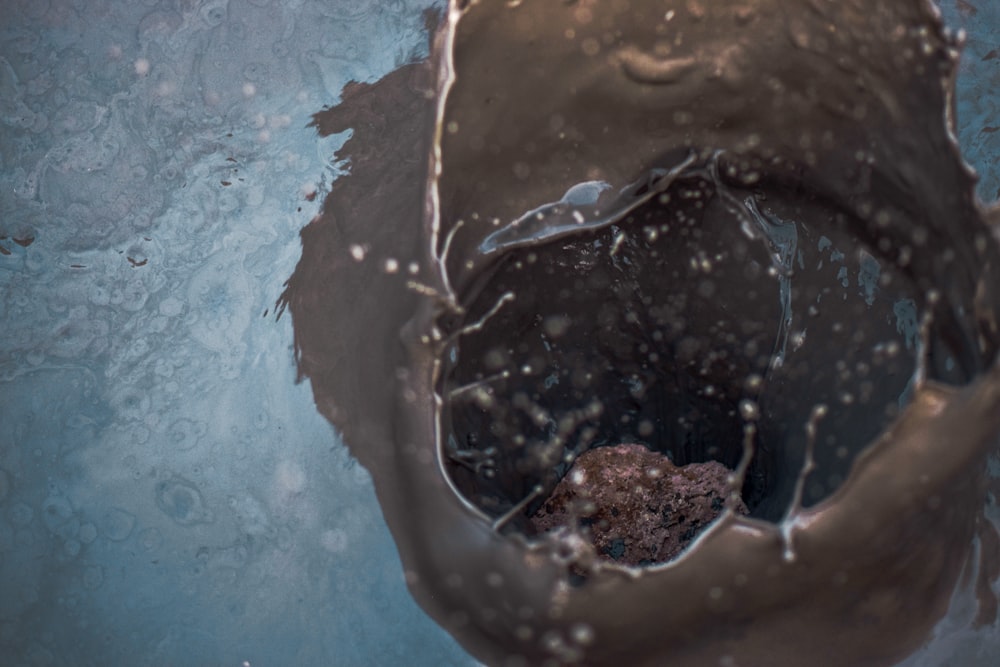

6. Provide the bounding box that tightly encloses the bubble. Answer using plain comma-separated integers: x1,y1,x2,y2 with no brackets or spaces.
200,1,227,28
543,315,571,338
157,477,213,525
581,38,601,56
100,507,136,541
63,538,81,557
571,623,595,645
110,387,151,422
740,399,760,421
41,496,74,533
78,523,97,544
167,418,202,452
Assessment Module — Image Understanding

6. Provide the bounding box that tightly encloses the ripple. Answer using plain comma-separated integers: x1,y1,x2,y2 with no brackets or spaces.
62,538,81,558
156,476,213,526
77,522,97,544
167,418,204,452
41,495,74,533
100,507,136,541
199,0,228,28
109,385,152,423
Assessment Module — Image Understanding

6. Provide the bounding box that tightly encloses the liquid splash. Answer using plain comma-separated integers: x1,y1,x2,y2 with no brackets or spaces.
281,1,1000,665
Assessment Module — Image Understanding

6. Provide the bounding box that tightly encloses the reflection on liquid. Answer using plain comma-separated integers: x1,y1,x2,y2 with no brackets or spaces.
282,1,1000,664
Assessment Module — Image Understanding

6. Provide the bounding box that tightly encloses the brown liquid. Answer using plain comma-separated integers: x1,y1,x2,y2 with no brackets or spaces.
280,1,1000,665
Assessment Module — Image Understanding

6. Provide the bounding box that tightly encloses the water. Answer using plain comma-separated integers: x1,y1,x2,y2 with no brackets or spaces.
0,1,472,665
282,1,1000,665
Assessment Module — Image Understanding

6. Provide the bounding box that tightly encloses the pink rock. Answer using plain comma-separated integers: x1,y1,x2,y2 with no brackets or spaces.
530,443,748,566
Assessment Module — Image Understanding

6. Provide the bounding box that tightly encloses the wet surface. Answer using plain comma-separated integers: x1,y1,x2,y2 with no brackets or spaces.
0,1,472,665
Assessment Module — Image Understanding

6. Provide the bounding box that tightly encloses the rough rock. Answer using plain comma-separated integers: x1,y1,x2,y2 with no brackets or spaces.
530,443,748,566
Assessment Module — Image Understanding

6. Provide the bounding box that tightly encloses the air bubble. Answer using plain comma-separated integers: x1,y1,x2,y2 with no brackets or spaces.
570,622,595,645
100,507,136,541
739,399,760,421
78,523,98,544
41,496,74,533
168,418,203,451
156,477,213,525
200,1,227,27
543,315,571,338
63,539,81,557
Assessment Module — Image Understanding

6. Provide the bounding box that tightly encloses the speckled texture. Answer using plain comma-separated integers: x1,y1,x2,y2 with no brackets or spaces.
531,444,748,565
